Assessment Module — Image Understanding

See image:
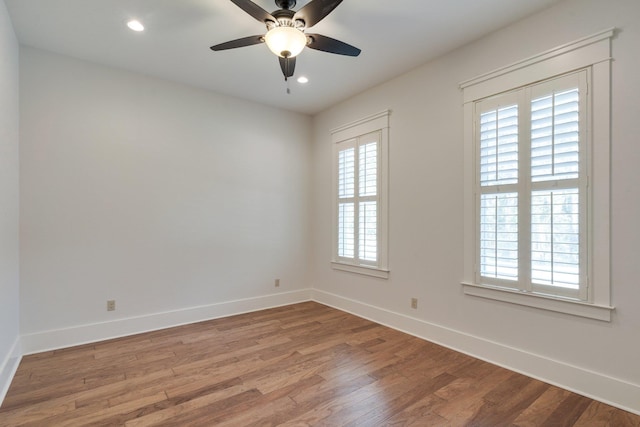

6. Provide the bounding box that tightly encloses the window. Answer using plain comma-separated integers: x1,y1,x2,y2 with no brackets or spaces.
332,111,389,278
477,71,587,300
461,29,614,321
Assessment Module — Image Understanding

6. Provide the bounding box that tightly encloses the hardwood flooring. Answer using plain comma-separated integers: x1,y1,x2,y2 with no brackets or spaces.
1,302,638,426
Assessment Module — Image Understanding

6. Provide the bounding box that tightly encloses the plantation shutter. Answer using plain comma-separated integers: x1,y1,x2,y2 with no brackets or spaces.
336,132,380,266
475,71,587,299
477,93,520,283
337,143,355,259
358,134,378,263
529,75,586,298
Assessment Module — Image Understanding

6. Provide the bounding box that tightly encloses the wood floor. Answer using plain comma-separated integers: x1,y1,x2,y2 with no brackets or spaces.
1,302,638,426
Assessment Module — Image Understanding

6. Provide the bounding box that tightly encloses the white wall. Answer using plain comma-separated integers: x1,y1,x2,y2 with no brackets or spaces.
0,0,21,401
311,0,640,413
19,47,312,350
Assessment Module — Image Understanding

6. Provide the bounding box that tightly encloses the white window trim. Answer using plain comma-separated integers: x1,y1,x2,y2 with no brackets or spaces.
460,29,615,321
331,110,390,279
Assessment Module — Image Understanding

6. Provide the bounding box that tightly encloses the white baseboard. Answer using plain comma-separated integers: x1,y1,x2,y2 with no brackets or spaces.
311,289,640,416
21,289,312,355
0,337,22,405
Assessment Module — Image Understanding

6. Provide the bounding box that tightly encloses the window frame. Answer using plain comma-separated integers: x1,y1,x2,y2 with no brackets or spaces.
460,29,615,321
331,110,390,279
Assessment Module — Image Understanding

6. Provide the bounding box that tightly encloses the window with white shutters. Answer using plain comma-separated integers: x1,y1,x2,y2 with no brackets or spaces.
461,29,613,321
332,111,389,278
474,71,587,300
336,133,379,267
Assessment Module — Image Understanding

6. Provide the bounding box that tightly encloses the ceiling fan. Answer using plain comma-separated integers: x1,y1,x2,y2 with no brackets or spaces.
210,0,361,81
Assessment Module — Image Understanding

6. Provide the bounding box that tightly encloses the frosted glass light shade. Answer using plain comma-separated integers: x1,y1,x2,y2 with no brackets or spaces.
264,27,307,58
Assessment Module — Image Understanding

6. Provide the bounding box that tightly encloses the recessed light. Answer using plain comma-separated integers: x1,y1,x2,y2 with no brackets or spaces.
127,20,144,32
297,76,309,84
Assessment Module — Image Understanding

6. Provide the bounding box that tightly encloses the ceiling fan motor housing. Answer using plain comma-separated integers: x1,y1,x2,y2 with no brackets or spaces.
266,10,304,34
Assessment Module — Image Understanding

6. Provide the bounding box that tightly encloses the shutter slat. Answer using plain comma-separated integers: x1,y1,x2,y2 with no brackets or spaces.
480,104,519,187
530,188,580,289
359,201,377,261
359,142,377,197
531,88,580,183
480,192,518,280
338,202,355,259
338,148,355,198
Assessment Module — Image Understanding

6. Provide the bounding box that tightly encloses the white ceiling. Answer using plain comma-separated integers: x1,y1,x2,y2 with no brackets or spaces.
5,0,561,115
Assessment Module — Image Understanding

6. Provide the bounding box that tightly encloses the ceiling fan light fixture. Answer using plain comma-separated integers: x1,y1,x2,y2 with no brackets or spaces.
210,0,361,81
264,26,307,58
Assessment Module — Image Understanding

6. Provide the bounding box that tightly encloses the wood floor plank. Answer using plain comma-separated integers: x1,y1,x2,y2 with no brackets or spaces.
466,375,550,425
125,387,260,427
0,394,77,425
1,302,638,426
343,372,457,426
383,392,449,426
543,392,598,427
257,373,377,427
278,372,414,426
512,385,573,427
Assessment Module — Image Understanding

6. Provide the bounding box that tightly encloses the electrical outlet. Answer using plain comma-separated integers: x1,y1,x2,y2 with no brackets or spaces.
107,300,116,311
411,298,418,309
275,279,280,287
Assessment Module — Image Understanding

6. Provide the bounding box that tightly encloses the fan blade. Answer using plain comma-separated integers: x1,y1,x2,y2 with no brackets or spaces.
293,0,343,27
279,56,296,79
306,34,361,56
230,0,276,23
210,35,264,51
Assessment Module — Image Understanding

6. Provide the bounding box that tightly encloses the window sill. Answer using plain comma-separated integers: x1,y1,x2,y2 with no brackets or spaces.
461,281,614,322
331,262,389,279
